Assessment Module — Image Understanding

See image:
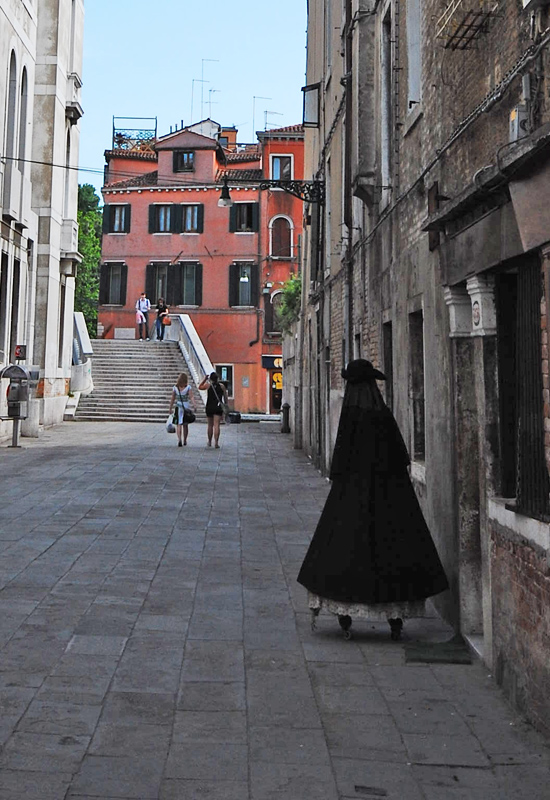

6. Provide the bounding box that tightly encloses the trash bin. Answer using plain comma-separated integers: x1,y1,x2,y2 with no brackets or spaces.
226,411,241,424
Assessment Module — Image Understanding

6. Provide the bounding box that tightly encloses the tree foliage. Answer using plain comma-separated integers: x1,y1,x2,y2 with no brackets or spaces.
75,184,101,337
277,274,302,334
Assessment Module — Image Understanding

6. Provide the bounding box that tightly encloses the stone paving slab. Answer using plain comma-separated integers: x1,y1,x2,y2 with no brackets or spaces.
0,421,549,799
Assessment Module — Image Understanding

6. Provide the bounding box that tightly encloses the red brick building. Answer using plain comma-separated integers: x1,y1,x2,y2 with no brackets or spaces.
99,121,303,413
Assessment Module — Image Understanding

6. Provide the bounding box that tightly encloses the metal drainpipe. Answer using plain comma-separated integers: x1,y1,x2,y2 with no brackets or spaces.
249,185,263,347
344,0,354,360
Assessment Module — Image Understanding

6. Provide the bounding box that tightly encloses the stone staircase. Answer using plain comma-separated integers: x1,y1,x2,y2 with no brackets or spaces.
75,340,206,423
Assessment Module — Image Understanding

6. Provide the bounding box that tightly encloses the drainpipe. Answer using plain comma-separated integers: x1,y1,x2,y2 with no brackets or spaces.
249,184,263,347
344,0,354,360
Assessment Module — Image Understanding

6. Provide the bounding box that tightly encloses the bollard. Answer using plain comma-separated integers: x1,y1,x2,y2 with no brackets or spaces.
281,402,291,434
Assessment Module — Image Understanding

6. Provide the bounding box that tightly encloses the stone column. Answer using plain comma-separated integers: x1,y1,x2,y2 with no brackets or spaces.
466,274,498,665
444,285,482,637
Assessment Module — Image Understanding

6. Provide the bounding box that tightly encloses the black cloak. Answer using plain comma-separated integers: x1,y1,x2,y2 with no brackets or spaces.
297,373,449,606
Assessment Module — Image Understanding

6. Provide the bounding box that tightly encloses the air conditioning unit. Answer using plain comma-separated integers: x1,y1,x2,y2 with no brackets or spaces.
509,105,528,143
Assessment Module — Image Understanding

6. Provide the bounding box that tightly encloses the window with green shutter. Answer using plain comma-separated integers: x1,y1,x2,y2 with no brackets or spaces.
229,202,259,233
99,263,127,305
103,204,131,234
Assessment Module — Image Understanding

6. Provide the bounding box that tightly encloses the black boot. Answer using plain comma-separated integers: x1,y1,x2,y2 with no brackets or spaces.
389,618,403,641
338,614,353,640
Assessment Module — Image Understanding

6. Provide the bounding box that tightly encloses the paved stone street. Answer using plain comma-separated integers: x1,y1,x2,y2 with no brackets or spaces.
0,421,549,800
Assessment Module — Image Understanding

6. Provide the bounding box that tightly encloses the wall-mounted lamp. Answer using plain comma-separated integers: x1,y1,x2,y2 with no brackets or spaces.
218,179,233,208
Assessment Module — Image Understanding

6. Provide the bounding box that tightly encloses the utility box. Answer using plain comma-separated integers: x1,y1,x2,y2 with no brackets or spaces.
510,106,529,143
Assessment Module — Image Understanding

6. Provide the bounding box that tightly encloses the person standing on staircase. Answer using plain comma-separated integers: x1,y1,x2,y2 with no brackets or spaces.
155,297,169,341
135,292,151,340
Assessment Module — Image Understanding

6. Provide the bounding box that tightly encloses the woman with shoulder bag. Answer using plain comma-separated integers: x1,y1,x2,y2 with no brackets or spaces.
169,373,196,446
198,371,228,448
156,297,170,341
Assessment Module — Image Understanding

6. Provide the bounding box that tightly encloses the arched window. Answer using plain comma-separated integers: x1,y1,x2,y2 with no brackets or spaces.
6,52,17,163
270,216,292,259
18,68,28,172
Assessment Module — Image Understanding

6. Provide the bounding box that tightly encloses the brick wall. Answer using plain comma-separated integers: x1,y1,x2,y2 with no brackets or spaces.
542,259,550,471
491,520,550,737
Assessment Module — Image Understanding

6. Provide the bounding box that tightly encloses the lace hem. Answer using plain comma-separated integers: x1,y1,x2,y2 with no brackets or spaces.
308,592,427,621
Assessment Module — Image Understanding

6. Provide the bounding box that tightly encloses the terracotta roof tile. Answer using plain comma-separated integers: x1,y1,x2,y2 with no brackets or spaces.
104,149,158,161
216,168,263,182
104,171,158,190
226,148,261,163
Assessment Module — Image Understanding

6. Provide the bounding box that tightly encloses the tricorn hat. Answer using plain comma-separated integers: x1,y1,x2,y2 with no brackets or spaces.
341,359,386,383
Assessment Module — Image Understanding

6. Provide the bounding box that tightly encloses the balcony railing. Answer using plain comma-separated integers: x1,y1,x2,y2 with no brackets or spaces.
436,0,500,50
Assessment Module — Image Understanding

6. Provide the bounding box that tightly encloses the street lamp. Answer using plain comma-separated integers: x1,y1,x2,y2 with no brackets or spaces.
218,179,233,208
217,177,325,205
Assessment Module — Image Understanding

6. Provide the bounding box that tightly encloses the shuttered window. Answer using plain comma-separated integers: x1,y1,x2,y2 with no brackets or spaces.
229,263,259,307
102,204,131,234
229,203,259,233
182,204,204,233
497,258,550,519
147,262,203,306
99,263,127,305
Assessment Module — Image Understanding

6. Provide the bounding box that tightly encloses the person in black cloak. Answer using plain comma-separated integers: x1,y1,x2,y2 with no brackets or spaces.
297,359,449,640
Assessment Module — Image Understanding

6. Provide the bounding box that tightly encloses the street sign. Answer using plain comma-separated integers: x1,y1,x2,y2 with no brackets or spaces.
14,344,27,359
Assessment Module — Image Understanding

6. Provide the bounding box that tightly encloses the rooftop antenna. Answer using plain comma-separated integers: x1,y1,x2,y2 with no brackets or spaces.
190,78,208,125
208,88,221,118
264,110,283,130
201,59,219,121
253,96,271,139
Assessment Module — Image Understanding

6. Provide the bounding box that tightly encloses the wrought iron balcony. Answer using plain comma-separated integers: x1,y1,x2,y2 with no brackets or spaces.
436,0,500,50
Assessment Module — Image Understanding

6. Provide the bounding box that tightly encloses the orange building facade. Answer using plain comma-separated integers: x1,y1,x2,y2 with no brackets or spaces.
99,121,304,413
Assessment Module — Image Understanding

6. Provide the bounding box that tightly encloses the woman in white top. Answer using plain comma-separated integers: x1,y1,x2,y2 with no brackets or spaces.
169,373,196,447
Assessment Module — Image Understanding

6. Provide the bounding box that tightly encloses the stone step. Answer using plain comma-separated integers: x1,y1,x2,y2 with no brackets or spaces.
75,337,205,424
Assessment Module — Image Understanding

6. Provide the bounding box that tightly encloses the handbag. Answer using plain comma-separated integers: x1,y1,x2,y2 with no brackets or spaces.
166,414,176,433
178,388,195,424
162,315,171,326
213,384,229,415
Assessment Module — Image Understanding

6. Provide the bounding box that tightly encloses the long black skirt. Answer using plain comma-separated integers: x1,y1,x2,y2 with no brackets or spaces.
297,469,449,606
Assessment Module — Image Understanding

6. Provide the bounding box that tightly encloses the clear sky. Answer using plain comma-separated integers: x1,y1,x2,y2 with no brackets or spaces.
78,1,308,196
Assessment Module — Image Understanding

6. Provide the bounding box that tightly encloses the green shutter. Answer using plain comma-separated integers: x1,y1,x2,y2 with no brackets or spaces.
99,264,108,304
229,263,239,306
195,263,203,306
169,263,182,305
172,204,183,234
145,264,155,300
264,293,273,332
250,263,259,307
229,205,237,232
123,205,131,233
120,263,128,305
102,206,111,234
251,202,260,232
148,205,156,234
197,204,204,233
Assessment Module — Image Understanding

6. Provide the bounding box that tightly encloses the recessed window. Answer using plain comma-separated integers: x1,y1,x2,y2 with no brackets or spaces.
229,202,259,233
99,262,127,305
103,204,131,234
152,205,172,233
229,262,259,307
146,261,202,306
271,156,292,181
270,216,292,258
216,364,234,397
173,150,195,172
182,204,204,233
